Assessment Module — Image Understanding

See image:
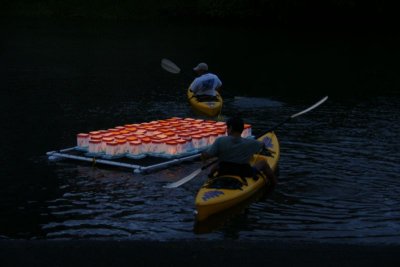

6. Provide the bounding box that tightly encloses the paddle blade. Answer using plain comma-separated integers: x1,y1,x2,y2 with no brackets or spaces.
291,96,328,119
161,58,181,74
260,96,329,136
163,168,202,188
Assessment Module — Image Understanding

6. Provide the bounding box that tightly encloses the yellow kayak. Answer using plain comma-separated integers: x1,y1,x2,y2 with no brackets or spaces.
187,89,223,117
194,132,280,221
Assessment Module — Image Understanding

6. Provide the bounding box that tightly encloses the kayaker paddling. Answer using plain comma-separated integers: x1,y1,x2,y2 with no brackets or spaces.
160,58,223,117
201,117,277,186
189,62,222,102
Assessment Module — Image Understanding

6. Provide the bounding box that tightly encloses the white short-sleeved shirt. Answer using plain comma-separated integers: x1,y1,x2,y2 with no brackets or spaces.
189,73,222,96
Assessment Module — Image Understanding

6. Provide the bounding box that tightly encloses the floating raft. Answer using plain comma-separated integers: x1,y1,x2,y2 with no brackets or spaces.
47,117,253,173
46,147,203,174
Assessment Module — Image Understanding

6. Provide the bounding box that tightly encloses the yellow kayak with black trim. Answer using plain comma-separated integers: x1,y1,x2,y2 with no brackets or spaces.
187,89,223,117
194,132,280,221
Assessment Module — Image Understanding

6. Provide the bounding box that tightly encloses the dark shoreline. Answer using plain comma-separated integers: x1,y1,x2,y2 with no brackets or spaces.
1,240,399,267
2,0,399,32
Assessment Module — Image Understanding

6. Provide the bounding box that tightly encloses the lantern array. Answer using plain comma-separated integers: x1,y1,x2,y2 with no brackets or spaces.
76,117,252,159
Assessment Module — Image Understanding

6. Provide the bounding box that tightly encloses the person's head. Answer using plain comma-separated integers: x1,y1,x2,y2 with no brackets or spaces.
226,117,244,135
193,62,208,75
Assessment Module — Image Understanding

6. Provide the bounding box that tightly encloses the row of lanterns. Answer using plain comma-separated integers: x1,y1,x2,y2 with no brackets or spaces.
76,117,252,159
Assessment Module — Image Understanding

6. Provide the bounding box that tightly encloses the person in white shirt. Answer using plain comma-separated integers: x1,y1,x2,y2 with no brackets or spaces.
189,62,222,101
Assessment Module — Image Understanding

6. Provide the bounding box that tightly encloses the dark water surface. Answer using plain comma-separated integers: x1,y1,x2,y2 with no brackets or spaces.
0,19,399,244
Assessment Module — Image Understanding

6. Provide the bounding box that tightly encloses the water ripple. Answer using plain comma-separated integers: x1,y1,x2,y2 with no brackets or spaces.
11,96,397,244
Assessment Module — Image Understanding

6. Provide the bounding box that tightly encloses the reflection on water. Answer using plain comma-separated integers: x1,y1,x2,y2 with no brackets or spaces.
1,20,399,244
29,95,399,244
41,164,209,241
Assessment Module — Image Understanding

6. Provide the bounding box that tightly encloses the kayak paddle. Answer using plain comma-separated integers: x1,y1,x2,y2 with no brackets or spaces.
160,58,234,98
163,95,329,189
161,58,181,74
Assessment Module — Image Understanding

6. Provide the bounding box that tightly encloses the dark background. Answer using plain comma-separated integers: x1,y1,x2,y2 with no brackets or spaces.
1,0,399,29
1,1,400,266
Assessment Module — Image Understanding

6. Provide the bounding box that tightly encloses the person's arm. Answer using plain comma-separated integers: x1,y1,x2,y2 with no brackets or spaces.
264,163,277,186
216,84,222,94
201,151,212,161
189,78,199,93
201,137,220,162
253,140,277,186
200,152,212,167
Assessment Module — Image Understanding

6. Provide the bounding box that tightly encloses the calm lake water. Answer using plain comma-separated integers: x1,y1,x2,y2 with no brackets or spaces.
0,18,399,244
